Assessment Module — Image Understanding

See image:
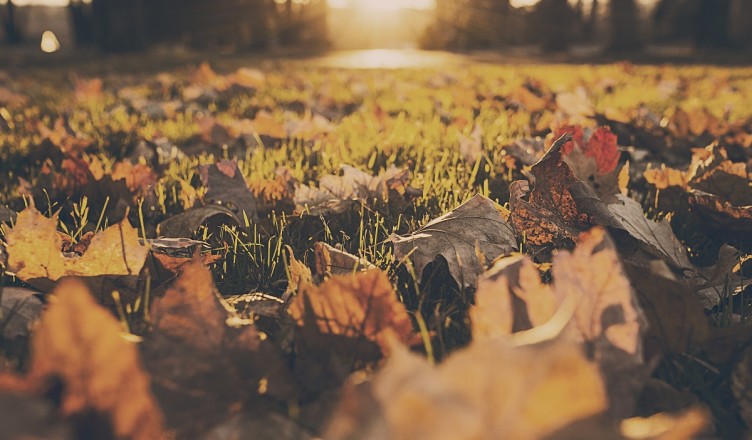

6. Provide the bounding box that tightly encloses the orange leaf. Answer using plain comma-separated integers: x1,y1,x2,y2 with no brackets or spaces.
30,278,164,439
289,269,413,353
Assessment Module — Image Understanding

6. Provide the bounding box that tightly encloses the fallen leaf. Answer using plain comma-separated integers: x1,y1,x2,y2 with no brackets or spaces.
620,407,710,440
392,194,517,288
470,227,647,416
142,260,293,435
509,134,618,251
0,287,43,340
4,206,148,289
326,338,608,440
608,194,693,271
624,263,709,356
199,160,259,222
31,278,164,439
157,204,239,238
289,269,413,354
314,242,375,277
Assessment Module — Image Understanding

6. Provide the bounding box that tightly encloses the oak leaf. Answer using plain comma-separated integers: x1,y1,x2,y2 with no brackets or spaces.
392,194,517,288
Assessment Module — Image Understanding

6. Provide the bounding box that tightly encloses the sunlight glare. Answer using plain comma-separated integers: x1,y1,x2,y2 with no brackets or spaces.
40,30,60,53
329,0,434,11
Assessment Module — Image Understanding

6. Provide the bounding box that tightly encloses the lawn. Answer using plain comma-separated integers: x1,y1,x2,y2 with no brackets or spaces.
0,59,750,438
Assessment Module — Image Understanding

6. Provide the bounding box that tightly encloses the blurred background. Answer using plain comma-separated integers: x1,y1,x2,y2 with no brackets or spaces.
1,0,751,60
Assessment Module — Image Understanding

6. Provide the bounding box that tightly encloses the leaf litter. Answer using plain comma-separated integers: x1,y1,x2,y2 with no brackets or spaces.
1,61,751,438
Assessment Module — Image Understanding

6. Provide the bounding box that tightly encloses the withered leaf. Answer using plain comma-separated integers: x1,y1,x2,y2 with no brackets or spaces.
314,242,375,277
471,255,559,338
143,260,293,435
608,194,693,271
470,227,646,416
0,287,44,340
150,259,259,353
326,338,607,440
294,165,420,215
509,134,618,251
157,204,239,238
199,160,259,222
392,194,516,288
289,269,413,353
31,278,164,440
4,207,148,288
624,263,709,356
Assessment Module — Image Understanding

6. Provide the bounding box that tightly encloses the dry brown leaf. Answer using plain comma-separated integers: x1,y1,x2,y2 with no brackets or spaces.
294,165,420,215
31,278,164,439
151,259,259,352
4,206,148,287
624,263,709,357
471,254,560,339
314,242,376,277
392,194,517,288
289,269,413,353
608,194,693,271
326,338,607,440
286,245,313,297
509,134,618,251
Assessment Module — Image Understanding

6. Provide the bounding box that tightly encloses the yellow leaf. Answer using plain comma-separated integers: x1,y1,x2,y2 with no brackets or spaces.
5,207,148,284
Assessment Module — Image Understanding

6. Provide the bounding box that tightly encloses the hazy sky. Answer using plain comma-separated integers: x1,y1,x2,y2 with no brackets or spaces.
4,0,656,9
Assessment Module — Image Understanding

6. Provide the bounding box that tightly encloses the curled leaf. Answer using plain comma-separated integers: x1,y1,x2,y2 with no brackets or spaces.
392,194,516,288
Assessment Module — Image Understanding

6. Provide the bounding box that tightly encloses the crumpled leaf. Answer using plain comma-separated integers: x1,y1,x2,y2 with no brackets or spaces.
325,338,608,440
199,160,259,221
509,134,619,251
314,242,375,277
294,165,421,215
157,204,239,238
392,194,517,288
31,278,165,439
4,206,148,289
620,408,710,440
608,194,693,271
471,227,647,416
289,269,413,354
0,287,44,340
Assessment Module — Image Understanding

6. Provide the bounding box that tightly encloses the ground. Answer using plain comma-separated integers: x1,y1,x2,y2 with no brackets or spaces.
0,51,750,439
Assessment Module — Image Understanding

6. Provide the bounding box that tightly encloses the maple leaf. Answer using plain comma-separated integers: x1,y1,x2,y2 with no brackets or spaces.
471,227,647,416
326,338,607,440
289,269,413,354
584,126,621,175
4,206,148,289
509,134,618,251
30,278,165,439
392,194,517,288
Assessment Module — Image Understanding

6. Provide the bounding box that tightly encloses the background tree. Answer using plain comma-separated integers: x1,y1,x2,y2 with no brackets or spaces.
694,0,731,47
608,0,642,52
536,0,573,52
2,0,22,44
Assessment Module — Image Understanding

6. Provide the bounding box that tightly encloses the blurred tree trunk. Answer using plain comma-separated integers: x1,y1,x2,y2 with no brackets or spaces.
608,0,642,52
537,0,572,52
695,0,731,47
584,0,598,42
3,0,23,44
